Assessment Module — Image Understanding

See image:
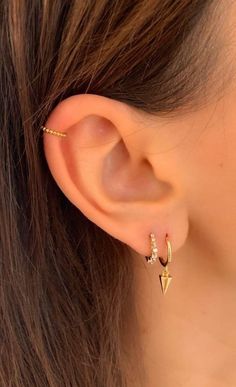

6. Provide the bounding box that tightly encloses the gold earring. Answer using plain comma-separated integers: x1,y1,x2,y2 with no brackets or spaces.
41,125,67,138
158,234,172,295
145,233,158,264
145,232,173,295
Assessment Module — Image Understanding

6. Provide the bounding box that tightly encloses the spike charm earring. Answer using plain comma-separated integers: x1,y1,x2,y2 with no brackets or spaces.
145,232,173,295
41,125,67,137
145,233,158,264
158,234,173,295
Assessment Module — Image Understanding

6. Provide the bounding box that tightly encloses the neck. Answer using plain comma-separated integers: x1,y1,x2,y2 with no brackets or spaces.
127,234,236,386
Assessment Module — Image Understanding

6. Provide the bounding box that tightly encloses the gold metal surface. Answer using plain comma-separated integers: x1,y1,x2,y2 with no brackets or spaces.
41,125,67,137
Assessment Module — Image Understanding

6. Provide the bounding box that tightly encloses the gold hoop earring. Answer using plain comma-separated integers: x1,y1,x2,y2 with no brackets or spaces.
159,234,172,295
145,233,158,264
41,125,67,138
145,232,173,295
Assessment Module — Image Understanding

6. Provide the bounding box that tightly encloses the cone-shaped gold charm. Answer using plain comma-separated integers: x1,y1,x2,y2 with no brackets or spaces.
158,234,173,295
159,267,172,295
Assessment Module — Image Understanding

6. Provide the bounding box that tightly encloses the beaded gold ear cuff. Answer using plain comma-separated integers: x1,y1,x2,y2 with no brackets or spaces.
41,125,67,137
145,233,173,295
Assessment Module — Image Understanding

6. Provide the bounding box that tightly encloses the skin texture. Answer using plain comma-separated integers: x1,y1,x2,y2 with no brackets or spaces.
42,76,236,385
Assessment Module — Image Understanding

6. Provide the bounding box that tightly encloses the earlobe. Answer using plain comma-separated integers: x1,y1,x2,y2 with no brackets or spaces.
42,93,189,262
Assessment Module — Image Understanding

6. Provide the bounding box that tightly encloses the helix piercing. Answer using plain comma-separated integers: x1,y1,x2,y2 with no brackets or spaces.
41,125,67,137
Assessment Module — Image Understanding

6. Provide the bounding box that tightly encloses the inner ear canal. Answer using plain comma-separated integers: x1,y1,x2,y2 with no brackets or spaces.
102,140,171,202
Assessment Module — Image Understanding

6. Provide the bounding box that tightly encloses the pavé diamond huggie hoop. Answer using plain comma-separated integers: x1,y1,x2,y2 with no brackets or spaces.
145,233,173,295
41,125,67,138
145,233,158,264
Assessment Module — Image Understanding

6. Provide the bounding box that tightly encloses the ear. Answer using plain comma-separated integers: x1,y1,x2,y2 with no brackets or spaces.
42,94,189,258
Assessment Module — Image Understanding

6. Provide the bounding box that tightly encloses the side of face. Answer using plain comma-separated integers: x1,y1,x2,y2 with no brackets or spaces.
41,80,236,274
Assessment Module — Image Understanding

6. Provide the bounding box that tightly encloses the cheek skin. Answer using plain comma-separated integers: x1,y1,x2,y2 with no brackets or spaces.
183,88,236,273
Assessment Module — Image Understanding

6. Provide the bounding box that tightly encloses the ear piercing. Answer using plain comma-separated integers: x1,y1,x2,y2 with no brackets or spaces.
145,233,173,295
145,233,158,264
42,125,173,294
41,125,67,137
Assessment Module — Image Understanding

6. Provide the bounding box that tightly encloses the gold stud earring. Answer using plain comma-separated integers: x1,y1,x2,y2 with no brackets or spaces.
41,125,67,137
158,234,173,295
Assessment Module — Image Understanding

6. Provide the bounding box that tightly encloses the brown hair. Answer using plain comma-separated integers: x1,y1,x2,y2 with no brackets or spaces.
0,0,230,385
